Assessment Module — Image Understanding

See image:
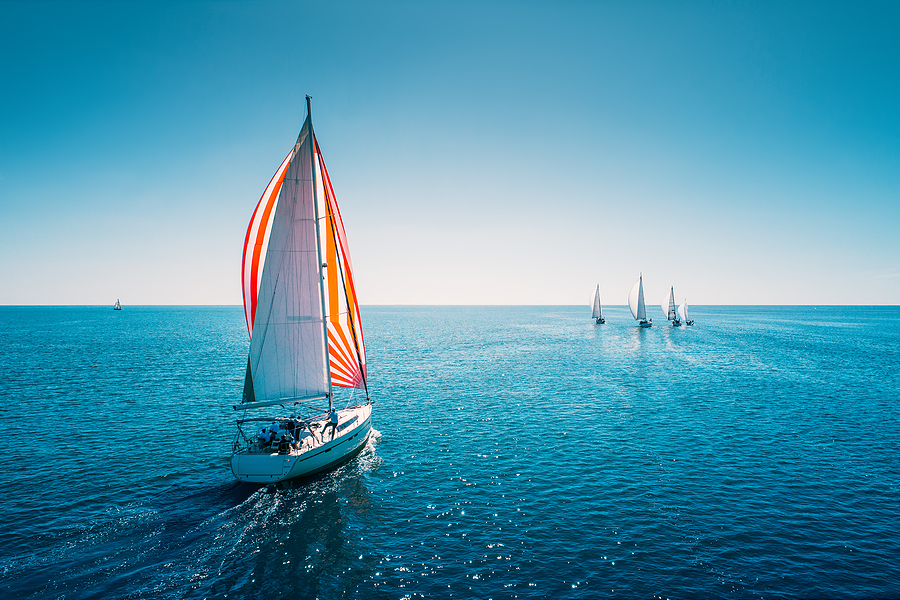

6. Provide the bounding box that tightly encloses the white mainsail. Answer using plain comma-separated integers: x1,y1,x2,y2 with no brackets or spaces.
247,117,329,402
628,275,647,321
591,285,602,319
662,287,676,320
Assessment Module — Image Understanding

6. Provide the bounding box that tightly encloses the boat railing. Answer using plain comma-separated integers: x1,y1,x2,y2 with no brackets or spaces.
231,409,360,456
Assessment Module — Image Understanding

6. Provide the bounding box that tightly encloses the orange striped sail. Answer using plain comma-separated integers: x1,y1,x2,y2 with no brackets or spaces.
241,149,294,337
316,139,367,389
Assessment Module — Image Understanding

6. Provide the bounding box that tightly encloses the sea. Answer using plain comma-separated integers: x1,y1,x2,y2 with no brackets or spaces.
1,305,898,599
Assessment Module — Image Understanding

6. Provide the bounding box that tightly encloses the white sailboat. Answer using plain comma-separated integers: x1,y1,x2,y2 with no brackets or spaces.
661,286,681,326
627,274,652,327
231,97,373,484
590,284,605,324
678,300,694,326
113,299,122,311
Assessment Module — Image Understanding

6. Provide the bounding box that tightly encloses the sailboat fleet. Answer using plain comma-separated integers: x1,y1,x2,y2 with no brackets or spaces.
591,276,695,327
230,97,372,484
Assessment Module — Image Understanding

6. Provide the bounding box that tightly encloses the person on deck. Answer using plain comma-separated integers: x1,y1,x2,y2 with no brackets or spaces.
325,409,339,441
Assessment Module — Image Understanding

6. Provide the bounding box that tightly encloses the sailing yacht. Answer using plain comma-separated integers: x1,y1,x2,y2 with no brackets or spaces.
628,274,652,327
231,97,373,484
678,300,694,326
113,299,122,311
590,284,605,324
661,287,681,326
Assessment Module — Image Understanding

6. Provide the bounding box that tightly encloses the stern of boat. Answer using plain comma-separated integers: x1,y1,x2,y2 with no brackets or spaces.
231,403,373,484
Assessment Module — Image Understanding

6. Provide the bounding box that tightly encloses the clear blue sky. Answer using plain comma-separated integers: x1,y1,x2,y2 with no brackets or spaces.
1,0,898,305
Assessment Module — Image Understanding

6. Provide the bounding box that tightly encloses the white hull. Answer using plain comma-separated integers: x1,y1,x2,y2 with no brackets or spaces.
232,403,372,484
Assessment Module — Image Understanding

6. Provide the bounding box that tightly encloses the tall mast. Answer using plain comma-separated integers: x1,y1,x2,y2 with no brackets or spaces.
307,95,334,410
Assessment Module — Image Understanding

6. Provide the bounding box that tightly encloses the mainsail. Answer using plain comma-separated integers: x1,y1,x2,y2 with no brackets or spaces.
591,285,602,320
628,275,647,321
240,111,367,405
662,287,676,320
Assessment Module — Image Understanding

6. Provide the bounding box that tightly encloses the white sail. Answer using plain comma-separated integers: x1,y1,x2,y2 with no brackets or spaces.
662,287,676,320
628,279,640,319
637,277,647,321
248,117,329,402
591,285,602,319
678,301,689,322
628,275,647,321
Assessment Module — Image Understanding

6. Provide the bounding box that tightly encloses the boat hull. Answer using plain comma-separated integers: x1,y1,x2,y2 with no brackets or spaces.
231,404,372,484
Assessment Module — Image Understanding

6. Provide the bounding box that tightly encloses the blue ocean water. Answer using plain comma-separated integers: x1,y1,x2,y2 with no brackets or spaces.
0,305,898,599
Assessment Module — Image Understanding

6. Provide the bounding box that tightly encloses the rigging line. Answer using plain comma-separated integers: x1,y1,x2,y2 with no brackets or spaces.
318,146,369,400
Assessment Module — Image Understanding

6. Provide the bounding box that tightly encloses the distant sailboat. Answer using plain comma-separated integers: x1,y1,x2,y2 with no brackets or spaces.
230,97,373,484
113,299,122,311
661,287,681,326
678,300,694,326
590,284,605,324
627,274,652,328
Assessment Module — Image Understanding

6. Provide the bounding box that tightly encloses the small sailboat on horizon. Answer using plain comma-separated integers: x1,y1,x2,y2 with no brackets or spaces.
113,299,122,311
230,96,373,484
628,274,652,328
678,300,694,326
662,287,681,326
590,284,605,324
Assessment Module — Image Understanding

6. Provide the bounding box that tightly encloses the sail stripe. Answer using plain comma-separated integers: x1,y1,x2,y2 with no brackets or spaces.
316,141,367,389
242,149,293,336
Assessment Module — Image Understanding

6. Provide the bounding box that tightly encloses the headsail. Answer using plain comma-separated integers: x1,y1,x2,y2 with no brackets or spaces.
628,279,640,320
591,285,602,319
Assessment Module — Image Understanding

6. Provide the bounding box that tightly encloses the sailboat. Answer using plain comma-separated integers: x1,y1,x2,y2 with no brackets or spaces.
627,274,652,327
113,299,122,311
590,284,605,324
231,97,373,484
661,287,681,326
678,300,694,326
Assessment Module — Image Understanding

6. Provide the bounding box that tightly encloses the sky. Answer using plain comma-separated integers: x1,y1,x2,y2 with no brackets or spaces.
1,0,898,305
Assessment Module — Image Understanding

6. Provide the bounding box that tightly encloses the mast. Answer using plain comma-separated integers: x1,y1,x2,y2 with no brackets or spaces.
307,95,334,411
